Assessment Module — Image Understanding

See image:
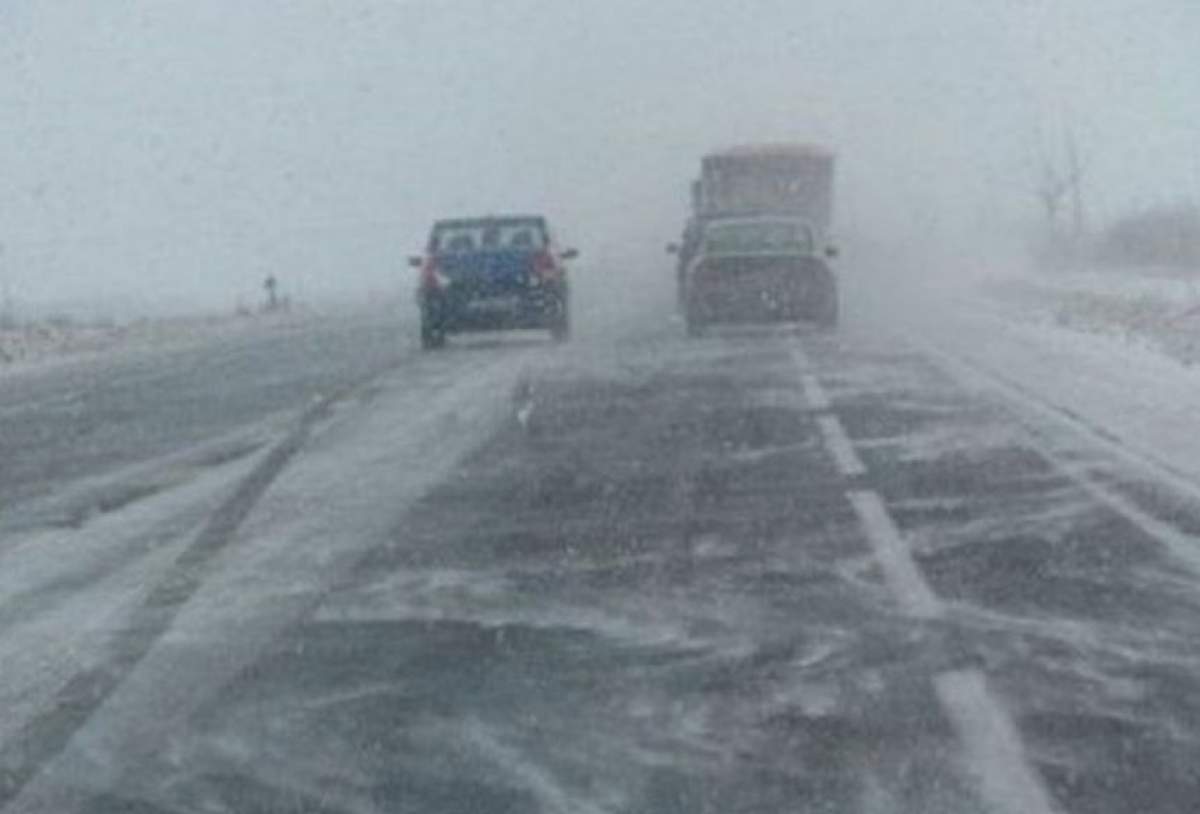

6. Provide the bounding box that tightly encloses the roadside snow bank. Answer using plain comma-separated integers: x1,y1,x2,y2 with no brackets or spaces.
978,268,1200,364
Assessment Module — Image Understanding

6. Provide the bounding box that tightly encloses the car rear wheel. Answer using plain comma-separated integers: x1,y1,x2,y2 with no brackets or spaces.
420,305,447,350
547,290,570,343
420,325,445,350
814,285,839,330
550,317,570,343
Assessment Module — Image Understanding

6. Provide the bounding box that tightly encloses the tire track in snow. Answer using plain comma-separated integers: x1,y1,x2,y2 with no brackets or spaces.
0,348,537,814
0,376,359,809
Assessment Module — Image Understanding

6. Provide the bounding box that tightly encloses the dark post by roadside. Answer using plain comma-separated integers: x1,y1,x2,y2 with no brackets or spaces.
263,274,279,312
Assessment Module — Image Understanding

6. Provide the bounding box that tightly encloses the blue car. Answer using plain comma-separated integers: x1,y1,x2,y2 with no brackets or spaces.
409,215,577,349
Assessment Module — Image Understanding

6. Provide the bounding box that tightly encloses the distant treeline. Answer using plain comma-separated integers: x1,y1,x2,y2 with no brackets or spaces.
1093,203,1200,271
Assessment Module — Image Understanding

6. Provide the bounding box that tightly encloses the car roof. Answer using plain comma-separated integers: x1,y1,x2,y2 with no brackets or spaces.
433,215,547,229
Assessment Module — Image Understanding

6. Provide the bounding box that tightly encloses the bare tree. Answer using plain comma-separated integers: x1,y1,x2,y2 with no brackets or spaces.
1029,118,1089,269
1035,157,1070,230
1034,126,1086,237
1064,128,1087,240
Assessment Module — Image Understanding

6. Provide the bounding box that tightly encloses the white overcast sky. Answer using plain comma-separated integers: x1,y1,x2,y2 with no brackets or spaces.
1,0,1197,313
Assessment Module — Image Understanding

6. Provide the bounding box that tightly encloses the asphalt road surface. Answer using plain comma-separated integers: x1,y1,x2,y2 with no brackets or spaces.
2,304,1200,814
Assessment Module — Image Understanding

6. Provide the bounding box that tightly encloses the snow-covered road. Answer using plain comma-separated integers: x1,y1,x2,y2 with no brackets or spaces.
2,285,1200,813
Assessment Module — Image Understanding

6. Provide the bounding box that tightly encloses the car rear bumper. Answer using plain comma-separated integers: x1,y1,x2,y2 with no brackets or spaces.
688,262,833,323
422,289,564,332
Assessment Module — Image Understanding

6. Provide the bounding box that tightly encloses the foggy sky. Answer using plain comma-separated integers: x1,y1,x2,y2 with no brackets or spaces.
2,0,1197,315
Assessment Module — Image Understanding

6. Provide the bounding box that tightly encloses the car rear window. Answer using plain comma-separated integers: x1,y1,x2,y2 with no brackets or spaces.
432,222,547,252
703,220,813,255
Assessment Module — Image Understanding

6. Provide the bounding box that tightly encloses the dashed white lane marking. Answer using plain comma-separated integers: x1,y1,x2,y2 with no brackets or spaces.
844,491,1060,814
801,374,831,411
791,347,831,411
846,490,941,619
794,338,1060,814
815,414,867,478
935,670,1061,814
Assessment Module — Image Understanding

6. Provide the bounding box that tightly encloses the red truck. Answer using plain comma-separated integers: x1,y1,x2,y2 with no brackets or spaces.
671,144,839,333
695,143,835,230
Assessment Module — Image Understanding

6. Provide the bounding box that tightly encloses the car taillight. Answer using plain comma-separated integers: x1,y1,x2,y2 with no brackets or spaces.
532,250,559,282
420,257,442,290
